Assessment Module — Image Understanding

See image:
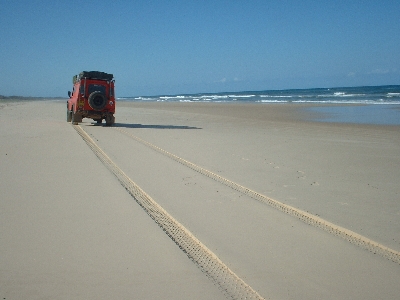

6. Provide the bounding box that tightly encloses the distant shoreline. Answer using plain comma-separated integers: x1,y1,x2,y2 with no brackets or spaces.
0,96,66,103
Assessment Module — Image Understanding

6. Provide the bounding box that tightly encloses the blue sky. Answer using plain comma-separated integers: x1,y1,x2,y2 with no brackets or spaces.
1,0,399,97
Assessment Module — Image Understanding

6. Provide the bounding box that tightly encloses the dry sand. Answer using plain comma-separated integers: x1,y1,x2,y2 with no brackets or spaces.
1,100,399,299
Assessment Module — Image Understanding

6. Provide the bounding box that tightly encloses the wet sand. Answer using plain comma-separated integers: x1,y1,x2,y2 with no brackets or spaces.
1,100,399,299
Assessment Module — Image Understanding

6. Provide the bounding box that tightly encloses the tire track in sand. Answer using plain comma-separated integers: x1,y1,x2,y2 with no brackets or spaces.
113,126,400,265
74,125,265,300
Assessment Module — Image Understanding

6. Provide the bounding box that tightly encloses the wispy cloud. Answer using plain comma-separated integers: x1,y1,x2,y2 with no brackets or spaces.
368,69,390,75
215,77,241,83
347,68,398,77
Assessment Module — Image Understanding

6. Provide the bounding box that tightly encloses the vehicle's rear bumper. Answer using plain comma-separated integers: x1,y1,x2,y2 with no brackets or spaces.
79,110,114,120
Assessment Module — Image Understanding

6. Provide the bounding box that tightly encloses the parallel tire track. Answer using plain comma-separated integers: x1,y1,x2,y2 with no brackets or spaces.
74,125,265,300
114,127,400,265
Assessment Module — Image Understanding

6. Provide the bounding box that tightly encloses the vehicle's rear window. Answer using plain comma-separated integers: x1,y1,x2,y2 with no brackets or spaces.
88,84,106,94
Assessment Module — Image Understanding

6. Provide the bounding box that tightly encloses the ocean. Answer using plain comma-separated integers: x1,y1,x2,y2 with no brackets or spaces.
120,85,400,104
119,85,400,125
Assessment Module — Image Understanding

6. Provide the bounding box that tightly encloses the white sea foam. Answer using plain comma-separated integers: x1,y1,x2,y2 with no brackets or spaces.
200,95,229,99
257,100,290,103
317,93,366,98
227,94,255,98
260,95,294,98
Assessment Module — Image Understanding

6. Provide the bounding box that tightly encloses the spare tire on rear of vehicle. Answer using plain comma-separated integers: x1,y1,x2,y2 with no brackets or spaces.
88,92,107,110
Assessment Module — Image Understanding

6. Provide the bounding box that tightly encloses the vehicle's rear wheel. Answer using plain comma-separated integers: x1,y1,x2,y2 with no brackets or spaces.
105,114,115,126
71,110,78,125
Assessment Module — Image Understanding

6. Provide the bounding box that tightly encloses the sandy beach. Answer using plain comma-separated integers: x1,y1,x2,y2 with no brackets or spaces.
1,100,399,299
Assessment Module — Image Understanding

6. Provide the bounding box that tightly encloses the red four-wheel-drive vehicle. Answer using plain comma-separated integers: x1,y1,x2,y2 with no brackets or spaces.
67,71,115,126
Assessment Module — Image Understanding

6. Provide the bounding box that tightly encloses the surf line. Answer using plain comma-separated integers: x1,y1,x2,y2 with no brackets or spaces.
74,125,265,300
113,127,400,265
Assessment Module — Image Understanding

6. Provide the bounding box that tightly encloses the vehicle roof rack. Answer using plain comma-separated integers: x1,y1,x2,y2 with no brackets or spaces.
73,71,113,83
80,71,113,80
